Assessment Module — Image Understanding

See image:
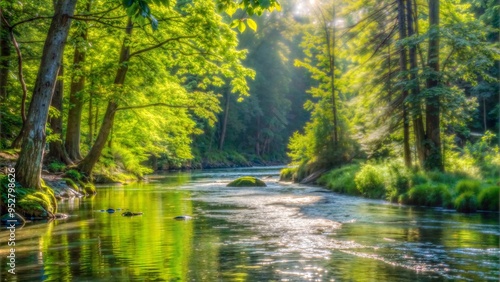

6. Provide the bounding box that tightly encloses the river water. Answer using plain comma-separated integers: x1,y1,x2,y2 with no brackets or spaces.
1,166,499,281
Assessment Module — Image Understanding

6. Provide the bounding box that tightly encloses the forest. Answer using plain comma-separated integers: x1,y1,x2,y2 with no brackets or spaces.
0,0,499,218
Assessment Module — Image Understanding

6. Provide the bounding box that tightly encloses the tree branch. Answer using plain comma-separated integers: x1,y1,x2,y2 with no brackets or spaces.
1,13,27,122
11,16,53,29
116,103,193,112
128,36,196,58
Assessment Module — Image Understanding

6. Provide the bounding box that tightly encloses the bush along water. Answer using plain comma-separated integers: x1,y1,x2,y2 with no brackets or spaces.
291,160,499,213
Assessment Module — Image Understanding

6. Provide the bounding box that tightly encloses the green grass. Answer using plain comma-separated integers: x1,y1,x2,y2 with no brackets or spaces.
318,164,360,195
310,160,495,213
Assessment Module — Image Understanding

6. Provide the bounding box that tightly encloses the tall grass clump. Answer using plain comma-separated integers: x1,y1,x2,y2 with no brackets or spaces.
280,167,298,181
354,164,385,199
478,186,499,211
454,192,478,213
318,164,360,195
385,162,411,202
455,180,481,195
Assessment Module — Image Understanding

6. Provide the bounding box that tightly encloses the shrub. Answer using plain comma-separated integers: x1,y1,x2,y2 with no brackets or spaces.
318,164,360,195
386,163,411,202
455,180,481,195
478,186,499,211
48,162,66,173
454,192,478,213
402,184,453,208
406,184,430,206
65,169,82,181
280,167,297,181
411,172,429,186
355,164,385,199
427,184,453,208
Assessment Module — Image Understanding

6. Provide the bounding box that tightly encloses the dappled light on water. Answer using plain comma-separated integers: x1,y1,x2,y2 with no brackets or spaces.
0,167,498,281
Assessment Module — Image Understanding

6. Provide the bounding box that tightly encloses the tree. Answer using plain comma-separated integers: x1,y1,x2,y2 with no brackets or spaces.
423,0,442,171
15,0,77,189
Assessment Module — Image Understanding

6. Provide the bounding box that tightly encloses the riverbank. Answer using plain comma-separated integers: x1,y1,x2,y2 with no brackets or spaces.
280,161,499,213
0,150,98,221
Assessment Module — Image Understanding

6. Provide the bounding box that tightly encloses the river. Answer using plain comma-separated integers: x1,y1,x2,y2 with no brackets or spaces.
1,166,499,281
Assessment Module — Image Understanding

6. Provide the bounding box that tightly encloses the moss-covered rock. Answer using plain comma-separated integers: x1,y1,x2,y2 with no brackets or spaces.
227,176,267,187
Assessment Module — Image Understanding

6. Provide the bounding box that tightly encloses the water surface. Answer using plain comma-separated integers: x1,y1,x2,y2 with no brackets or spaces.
1,166,498,281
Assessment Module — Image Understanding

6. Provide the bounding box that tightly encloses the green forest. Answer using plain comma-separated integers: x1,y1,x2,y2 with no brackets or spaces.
0,0,499,218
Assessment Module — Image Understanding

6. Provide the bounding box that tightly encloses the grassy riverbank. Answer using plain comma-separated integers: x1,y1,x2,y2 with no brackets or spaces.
281,160,499,213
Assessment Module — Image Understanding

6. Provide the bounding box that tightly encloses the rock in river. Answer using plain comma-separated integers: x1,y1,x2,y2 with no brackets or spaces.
174,215,192,220
227,176,267,187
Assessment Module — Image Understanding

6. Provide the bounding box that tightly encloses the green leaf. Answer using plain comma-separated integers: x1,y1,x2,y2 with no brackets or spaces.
259,0,270,9
246,18,257,32
230,19,239,28
238,21,246,33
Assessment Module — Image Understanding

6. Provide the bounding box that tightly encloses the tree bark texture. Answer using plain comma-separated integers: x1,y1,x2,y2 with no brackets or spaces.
47,66,73,164
218,87,230,150
424,0,443,171
65,0,91,161
406,0,425,167
15,0,77,189
397,0,411,168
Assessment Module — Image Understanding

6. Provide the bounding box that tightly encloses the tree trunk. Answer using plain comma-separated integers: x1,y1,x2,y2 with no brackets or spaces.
15,0,77,189
406,0,425,167
65,0,91,161
78,18,132,177
218,87,230,150
47,65,73,164
0,8,10,145
397,0,411,168
78,101,118,176
424,0,443,171
88,90,93,145
0,10,10,100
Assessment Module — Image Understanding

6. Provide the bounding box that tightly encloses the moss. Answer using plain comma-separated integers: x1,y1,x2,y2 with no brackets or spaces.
47,162,66,173
18,192,54,217
454,192,478,213
40,179,58,214
478,186,499,211
65,169,82,181
84,183,96,195
227,176,267,187
62,178,79,191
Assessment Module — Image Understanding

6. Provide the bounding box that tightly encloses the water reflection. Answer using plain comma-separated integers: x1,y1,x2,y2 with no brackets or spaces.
0,168,498,281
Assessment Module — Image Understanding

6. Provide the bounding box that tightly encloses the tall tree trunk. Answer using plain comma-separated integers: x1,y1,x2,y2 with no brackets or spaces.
65,0,91,161
397,0,411,168
218,87,230,150
78,18,132,177
88,90,93,145
78,101,118,176
424,0,443,171
483,96,487,131
15,0,77,189
406,0,425,167
47,65,73,164
0,10,10,100
0,9,10,145
324,7,338,144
